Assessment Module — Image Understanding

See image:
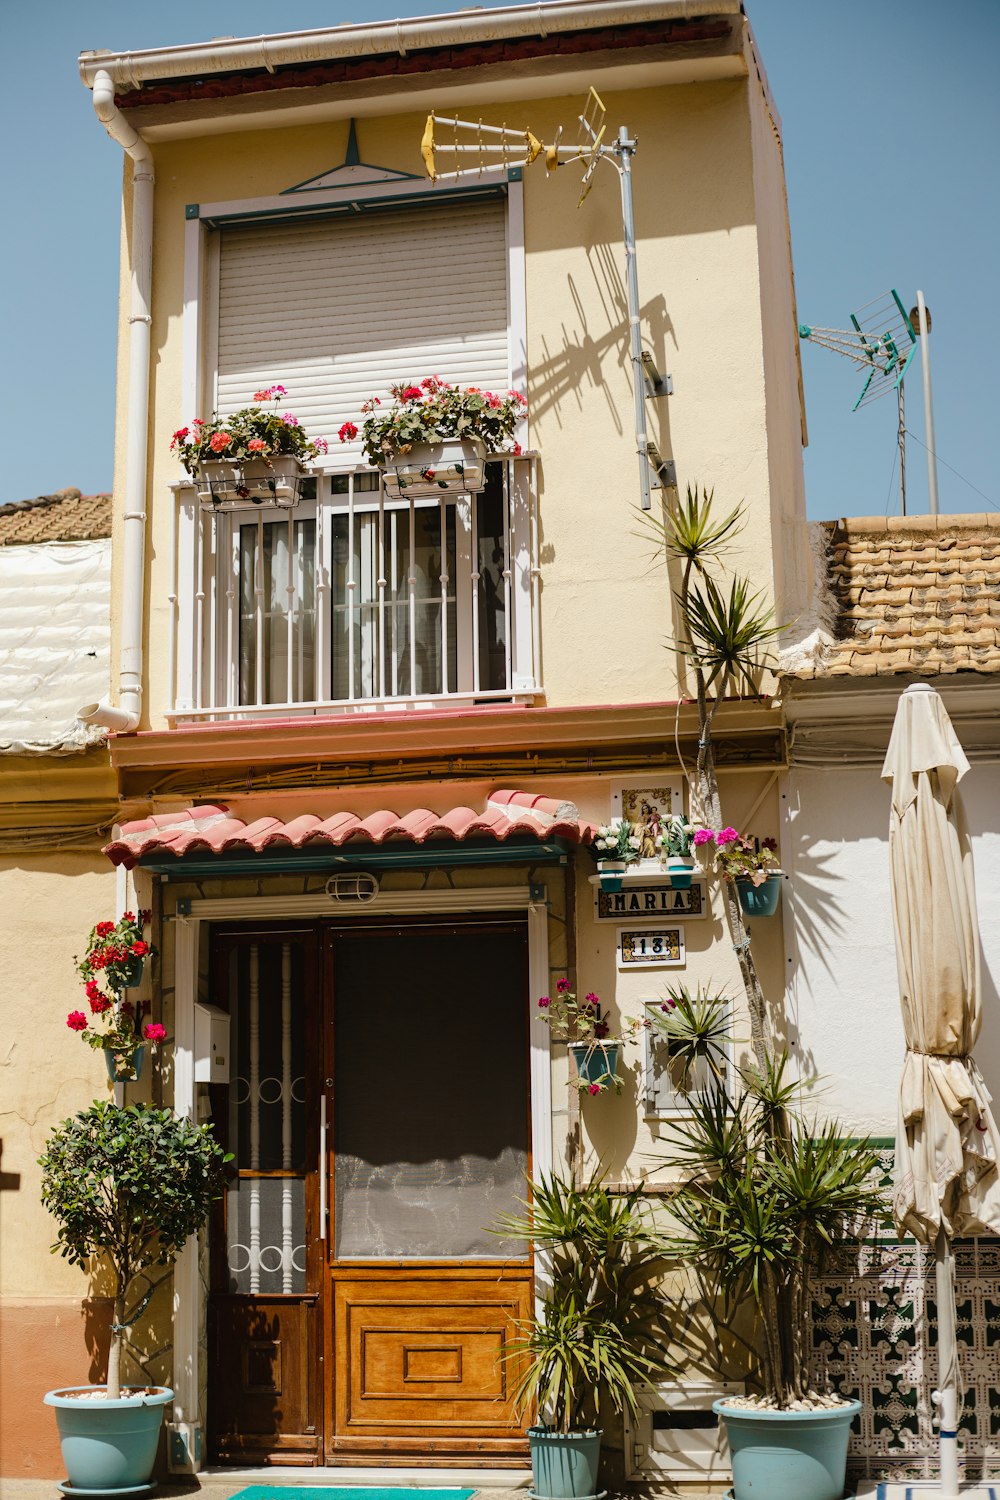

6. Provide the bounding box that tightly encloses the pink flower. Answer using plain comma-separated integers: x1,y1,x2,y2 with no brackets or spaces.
313,437,329,454
556,978,572,993
585,992,600,1007
717,827,740,845
281,413,300,426
192,418,205,427
401,385,423,401
588,1083,601,1096
67,1011,88,1032
692,828,715,847
487,393,503,409
537,996,551,1008
253,389,270,402
661,999,676,1012
508,390,528,406
338,422,359,443
144,1023,167,1045
210,431,232,452
247,438,267,452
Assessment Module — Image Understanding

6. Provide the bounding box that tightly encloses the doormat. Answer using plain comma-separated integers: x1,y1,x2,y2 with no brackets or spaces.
228,1490,476,1500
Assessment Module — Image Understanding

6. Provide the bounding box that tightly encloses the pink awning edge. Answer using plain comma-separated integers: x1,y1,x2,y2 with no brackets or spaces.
102,790,596,869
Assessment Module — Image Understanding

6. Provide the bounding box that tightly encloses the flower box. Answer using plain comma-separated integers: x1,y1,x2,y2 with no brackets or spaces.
379,439,487,498
195,454,307,509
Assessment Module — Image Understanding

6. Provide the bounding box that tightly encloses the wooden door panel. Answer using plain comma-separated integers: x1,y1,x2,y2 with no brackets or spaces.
333,1276,531,1451
210,1298,321,1464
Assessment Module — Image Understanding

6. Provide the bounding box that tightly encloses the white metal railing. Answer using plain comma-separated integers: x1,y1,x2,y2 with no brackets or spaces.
169,458,540,722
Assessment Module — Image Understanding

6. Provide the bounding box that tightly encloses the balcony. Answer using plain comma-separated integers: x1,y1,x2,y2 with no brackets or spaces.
168,457,539,724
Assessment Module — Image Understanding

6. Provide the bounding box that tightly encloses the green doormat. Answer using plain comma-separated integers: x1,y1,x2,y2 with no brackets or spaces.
228,1490,476,1500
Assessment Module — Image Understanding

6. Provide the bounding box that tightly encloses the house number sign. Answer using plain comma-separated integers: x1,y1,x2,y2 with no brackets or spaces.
617,927,685,969
596,882,705,922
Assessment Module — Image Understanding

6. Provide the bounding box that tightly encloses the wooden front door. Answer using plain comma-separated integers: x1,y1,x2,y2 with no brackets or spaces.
325,920,532,1465
208,916,532,1467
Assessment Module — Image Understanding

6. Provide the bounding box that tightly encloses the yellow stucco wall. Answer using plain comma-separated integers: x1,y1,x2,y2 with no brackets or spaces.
104,68,805,727
0,853,119,1298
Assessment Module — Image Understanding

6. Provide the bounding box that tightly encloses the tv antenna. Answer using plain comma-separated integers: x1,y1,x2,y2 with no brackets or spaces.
799,289,920,513
421,90,673,511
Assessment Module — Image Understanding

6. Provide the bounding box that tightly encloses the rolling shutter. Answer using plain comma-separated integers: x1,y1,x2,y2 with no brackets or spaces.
215,197,510,467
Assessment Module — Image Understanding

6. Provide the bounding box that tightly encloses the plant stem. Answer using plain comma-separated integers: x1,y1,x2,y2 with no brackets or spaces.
108,1293,124,1400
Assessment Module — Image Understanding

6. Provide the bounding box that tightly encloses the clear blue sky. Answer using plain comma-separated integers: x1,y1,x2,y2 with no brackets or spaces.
2,0,997,520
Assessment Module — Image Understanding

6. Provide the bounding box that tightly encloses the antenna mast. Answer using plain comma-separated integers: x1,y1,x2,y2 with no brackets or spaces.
421,92,671,510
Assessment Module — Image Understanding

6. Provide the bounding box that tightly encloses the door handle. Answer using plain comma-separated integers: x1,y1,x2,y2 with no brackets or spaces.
319,1093,328,1242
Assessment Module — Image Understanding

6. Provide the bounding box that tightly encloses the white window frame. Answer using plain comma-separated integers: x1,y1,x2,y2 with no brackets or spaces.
173,171,536,720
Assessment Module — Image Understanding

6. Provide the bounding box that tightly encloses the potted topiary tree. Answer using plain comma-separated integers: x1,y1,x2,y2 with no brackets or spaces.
39,1101,229,1495
654,999,886,1500
497,1173,674,1499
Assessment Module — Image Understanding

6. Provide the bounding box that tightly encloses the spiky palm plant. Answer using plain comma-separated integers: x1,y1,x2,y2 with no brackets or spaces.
497,1173,674,1431
657,1015,885,1405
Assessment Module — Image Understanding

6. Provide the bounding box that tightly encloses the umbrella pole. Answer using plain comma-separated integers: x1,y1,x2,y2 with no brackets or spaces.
933,1225,961,1498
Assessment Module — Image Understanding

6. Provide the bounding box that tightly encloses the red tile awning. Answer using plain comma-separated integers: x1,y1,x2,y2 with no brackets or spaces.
103,790,595,870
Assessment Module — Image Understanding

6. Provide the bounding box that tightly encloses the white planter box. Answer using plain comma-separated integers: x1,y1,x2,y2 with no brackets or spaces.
380,439,487,497
195,454,307,509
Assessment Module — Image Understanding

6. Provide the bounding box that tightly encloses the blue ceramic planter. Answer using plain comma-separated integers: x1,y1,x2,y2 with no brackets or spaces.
596,861,626,894
568,1041,619,1087
714,1398,859,1500
528,1425,602,1499
735,873,783,918
666,857,695,890
45,1385,173,1495
105,1045,145,1085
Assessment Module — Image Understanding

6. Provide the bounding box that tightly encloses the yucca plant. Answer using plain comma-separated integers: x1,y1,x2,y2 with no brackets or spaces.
497,1173,674,1432
656,1012,885,1405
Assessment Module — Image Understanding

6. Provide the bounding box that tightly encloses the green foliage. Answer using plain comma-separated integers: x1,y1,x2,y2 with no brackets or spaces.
639,985,730,1092
353,375,526,466
660,1046,886,1404
497,1173,674,1432
650,484,744,571
40,1102,229,1285
678,572,783,695
170,384,328,474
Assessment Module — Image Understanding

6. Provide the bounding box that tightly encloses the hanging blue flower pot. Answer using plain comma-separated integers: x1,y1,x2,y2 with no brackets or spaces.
104,1045,145,1084
665,856,695,890
596,860,626,894
568,1041,620,1087
735,873,782,918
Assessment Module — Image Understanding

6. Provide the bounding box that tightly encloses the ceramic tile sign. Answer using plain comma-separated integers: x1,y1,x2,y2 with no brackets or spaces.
617,927,685,969
596,882,705,922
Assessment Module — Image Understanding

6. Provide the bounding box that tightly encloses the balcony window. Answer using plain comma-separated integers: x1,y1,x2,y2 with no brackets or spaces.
171,459,538,721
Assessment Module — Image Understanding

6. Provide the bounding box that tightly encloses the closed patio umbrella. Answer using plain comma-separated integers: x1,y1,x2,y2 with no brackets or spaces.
882,683,1000,1499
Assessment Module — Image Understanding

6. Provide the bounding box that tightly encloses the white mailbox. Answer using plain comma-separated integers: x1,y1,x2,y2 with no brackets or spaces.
194,1003,231,1083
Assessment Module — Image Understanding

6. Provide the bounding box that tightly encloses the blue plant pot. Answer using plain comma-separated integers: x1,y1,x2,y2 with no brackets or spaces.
105,1045,145,1084
568,1041,619,1087
714,1399,859,1500
666,857,695,890
596,861,626,894
45,1385,173,1495
735,873,782,918
528,1425,602,1499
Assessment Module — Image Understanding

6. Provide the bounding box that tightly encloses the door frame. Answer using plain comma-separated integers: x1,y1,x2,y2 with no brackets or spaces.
170,883,552,1466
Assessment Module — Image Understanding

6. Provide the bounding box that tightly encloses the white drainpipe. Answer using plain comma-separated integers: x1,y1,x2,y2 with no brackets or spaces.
78,69,153,735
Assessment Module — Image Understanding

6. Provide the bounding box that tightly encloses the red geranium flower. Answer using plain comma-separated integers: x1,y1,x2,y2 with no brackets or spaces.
401,385,423,401
144,1022,167,1045
131,940,149,958
338,422,359,443
67,1011,88,1032
95,920,114,937
209,431,232,452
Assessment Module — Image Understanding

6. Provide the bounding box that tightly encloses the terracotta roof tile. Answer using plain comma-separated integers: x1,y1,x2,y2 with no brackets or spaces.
102,792,596,869
783,514,1000,680
0,488,111,545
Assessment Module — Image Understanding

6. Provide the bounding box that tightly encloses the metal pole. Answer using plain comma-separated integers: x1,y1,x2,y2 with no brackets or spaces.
933,1226,961,1499
916,289,940,515
898,379,906,515
615,127,653,511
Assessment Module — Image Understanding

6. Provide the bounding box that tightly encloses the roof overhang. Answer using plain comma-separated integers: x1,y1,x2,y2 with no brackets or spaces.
103,790,596,874
78,2,745,141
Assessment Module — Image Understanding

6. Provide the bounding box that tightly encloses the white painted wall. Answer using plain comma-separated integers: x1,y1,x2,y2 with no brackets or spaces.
781,761,1000,1138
